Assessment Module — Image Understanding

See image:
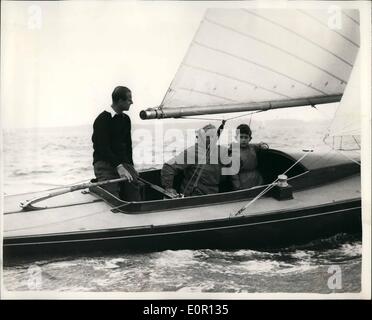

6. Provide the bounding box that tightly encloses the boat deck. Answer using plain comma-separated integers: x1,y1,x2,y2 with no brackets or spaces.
4,174,360,238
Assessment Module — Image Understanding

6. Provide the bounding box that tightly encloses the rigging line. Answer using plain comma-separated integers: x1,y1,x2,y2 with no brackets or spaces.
224,110,264,121
187,110,264,124
297,9,360,48
333,122,360,131
352,135,361,149
335,149,360,165
241,9,354,67
282,153,312,176
193,40,328,95
5,195,135,232
205,17,349,84
3,178,93,198
180,116,225,121
182,63,292,99
322,138,361,165
233,184,276,217
311,104,336,121
234,152,312,216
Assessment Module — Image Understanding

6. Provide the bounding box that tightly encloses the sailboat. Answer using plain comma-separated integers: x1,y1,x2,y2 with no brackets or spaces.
3,9,362,260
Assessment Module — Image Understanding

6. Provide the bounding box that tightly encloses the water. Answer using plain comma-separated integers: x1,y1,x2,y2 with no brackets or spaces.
3,235,362,292
2,122,362,293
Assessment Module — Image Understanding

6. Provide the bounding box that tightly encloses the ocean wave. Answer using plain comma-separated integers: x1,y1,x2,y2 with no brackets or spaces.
45,261,80,269
11,169,54,177
276,233,362,252
237,260,278,274
176,282,216,292
153,250,202,268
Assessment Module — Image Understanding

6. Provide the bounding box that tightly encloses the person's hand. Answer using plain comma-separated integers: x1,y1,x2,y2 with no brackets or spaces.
258,142,269,149
116,164,133,182
165,188,178,197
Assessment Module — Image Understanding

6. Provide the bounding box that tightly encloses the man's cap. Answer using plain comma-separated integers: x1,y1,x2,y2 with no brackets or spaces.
201,124,216,133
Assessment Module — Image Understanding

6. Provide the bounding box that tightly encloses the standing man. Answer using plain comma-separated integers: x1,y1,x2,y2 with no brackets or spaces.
92,86,141,201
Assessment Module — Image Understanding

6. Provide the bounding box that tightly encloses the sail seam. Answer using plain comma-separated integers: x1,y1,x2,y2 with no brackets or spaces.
297,9,360,48
204,17,349,84
342,11,360,26
193,40,328,95
182,63,292,99
177,87,238,102
242,9,355,67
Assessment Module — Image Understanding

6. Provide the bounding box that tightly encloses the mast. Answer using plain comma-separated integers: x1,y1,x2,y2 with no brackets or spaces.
140,94,342,120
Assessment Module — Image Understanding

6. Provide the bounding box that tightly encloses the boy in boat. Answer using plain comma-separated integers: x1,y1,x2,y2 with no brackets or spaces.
230,124,268,190
161,124,230,197
92,86,141,201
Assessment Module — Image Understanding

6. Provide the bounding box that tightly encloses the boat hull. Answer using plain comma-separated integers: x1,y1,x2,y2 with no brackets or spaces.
3,198,361,262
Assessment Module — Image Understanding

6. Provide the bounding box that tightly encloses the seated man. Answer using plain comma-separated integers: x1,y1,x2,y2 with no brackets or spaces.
230,124,268,190
161,124,229,197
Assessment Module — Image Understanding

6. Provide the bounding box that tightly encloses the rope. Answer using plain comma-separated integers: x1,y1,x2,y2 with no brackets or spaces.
233,151,312,217
225,110,264,121
180,116,225,121
331,148,361,165
179,110,264,122
4,194,133,233
3,178,92,197
352,135,361,149
322,136,361,166
311,101,361,152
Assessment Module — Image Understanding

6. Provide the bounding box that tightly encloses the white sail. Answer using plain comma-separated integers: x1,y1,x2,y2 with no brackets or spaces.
160,8,360,110
328,51,361,137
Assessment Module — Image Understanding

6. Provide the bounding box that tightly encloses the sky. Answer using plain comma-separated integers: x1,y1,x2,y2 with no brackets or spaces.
1,1,207,128
0,1,367,129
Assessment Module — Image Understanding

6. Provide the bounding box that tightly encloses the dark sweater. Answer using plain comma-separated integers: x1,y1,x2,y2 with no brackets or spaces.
92,111,133,167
